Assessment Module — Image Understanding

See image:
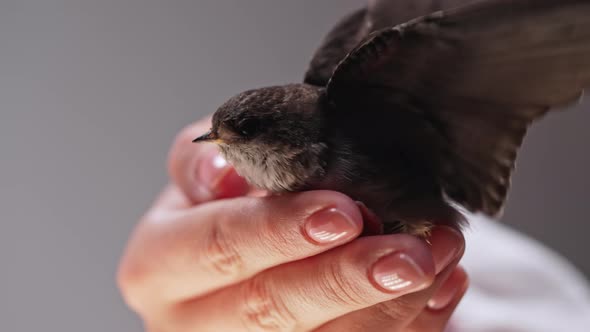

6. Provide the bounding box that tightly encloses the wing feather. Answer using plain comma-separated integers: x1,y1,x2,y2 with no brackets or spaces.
304,0,477,87
327,0,590,215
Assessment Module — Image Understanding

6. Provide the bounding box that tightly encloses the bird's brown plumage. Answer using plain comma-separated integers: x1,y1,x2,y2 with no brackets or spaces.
308,0,590,218
201,0,590,236
305,0,476,87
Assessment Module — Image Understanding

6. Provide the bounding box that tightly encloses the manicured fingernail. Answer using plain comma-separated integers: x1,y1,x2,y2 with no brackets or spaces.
198,150,232,189
429,227,464,274
305,208,360,244
372,252,430,293
427,268,467,310
196,150,249,198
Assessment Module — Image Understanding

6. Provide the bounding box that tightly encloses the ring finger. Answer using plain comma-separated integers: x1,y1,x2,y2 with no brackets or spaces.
167,227,463,332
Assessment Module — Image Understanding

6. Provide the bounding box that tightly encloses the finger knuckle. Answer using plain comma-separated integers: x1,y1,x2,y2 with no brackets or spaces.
239,274,296,332
116,225,155,313
260,219,305,260
374,297,423,322
116,253,135,291
117,254,149,312
320,261,368,308
202,220,245,278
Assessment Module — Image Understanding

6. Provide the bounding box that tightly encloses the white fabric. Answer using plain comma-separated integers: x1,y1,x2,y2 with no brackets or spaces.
449,216,590,332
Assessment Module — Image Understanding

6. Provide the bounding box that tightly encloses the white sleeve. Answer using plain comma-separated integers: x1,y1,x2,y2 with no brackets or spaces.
448,215,590,332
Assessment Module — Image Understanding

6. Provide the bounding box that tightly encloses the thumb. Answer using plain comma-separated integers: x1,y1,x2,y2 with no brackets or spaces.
168,118,250,204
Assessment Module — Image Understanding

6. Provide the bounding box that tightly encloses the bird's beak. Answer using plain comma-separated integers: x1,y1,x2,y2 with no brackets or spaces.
192,130,222,143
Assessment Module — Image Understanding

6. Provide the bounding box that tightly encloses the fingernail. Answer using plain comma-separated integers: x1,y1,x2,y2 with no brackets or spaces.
429,227,464,274
305,208,360,244
372,252,430,293
427,268,467,310
197,149,232,190
196,149,250,199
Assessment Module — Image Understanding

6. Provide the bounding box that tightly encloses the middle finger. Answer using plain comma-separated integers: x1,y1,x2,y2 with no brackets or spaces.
171,231,460,332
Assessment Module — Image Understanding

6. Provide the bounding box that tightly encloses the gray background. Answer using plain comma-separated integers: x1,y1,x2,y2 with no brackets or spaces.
1,1,588,331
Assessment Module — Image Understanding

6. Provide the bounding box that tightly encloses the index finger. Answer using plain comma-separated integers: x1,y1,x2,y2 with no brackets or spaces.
118,190,364,311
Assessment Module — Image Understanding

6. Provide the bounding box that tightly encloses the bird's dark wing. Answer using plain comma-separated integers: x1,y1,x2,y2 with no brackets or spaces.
326,0,590,216
304,0,476,87
304,8,368,87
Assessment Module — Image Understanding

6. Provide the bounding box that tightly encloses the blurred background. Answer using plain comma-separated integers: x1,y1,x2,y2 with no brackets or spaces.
1,0,588,331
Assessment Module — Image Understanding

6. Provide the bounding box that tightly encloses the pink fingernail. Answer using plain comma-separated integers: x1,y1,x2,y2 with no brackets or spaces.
429,227,464,274
197,151,250,198
198,150,233,191
305,208,360,244
372,252,431,293
428,268,467,310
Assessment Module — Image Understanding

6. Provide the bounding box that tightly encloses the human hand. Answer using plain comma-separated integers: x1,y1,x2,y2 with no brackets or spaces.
117,118,468,331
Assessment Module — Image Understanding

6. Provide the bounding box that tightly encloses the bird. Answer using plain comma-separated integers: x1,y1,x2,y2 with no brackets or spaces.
193,0,590,237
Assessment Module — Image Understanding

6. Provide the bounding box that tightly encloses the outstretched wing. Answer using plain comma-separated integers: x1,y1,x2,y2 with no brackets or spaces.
304,0,476,87
326,0,590,216
304,8,368,87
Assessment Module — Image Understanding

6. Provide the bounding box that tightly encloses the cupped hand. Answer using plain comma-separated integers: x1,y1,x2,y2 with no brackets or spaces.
118,118,468,332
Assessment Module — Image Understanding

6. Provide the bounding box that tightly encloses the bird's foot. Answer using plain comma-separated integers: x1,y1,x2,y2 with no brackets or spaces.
405,221,435,238
384,220,434,239
354,201,435,239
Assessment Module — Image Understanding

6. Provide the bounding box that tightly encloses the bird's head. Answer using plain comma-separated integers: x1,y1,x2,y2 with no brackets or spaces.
193,84,327,191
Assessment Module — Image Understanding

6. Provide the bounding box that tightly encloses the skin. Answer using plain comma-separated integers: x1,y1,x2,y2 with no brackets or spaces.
117,117,468,332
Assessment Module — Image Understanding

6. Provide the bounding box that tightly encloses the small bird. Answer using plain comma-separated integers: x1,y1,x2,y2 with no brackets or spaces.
194,0,590,236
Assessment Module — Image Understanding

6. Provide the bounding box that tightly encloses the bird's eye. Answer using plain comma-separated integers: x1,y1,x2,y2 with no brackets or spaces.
237,118,260,137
